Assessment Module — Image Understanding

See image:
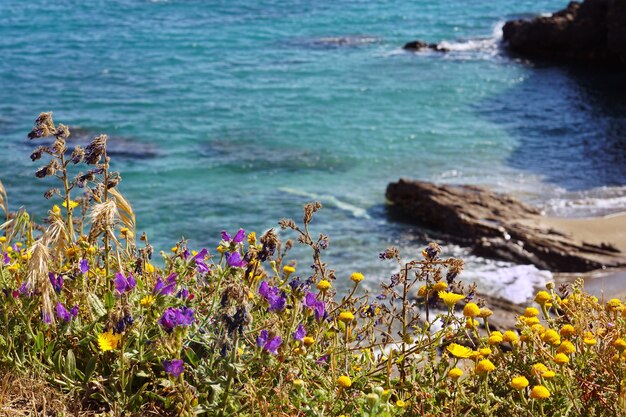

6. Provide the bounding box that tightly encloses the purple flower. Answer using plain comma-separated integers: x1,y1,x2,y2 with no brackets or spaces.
233,229,246,244
258,281,286,312
293,324,306,341
70,305,79,317
18,282,31,296
56,302,72,322
163,359,184,377
49,272,64,293
177,287,190,300
2,252,9,265
316,355,329,365
226,251,247,268
192,249,210,273
304,292,326,321
114,272,136,295
221,230,231,242
257,330,282,355
154,273,177,296
42,311,51,324
79,259,90,274
158,306,195,333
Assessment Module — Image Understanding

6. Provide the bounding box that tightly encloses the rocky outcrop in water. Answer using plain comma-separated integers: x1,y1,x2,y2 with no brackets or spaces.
403,40,449,52
386,179,626,272
502,0,626,67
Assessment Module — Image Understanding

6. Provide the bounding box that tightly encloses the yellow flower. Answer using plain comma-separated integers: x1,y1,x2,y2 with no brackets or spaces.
553,353,569,365
465,318,479,329
337,375,352,388
524,316,541,326
535,291,551,305
614,338,626,351
479,347,492,356
171,246,179,253
447,367,463,379
396,400,407,408
524,307,540,318
503,330,519,344
488,331,503,345
0,236,5,243
530,385,550,399
432,281,448,292
350,272,364,283
557,340,576,355
607,298,623,312
317,280,332,291
119,227,134,239
140,295,155,307
338,311,355,323
542,370,556,379
144,263,155,273
476,359,495,374
293,379,304,389
216,245,227,253
511,376,529,390
559,324,576,338
97,330,121,352
583,337,597,345
417,285,428,297
303,336,315,346
283,265,296,274
531,323,546,334
446,343,473,359
247,232,256,245
532,363,549,377
438,291,465,308
463,302,480,318
62,200,80,210
478,307,493,318
541,329,561,346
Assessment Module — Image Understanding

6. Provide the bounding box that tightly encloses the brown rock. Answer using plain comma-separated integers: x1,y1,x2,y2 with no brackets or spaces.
385,179,626,272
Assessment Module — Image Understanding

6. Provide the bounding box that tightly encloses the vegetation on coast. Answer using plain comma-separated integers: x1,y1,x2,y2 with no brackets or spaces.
1,113,625,416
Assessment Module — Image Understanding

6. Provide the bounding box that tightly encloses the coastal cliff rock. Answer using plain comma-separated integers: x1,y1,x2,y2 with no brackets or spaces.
502,0,626,67
386,179,626,272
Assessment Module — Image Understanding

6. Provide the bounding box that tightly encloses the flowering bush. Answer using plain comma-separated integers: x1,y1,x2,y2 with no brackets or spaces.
1,113,625,416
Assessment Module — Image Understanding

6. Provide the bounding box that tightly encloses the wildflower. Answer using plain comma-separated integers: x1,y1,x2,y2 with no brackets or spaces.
554,353,569,365
247,232,256,245
463,302,480,318
119,227,134,239
488,331,503,345
304,292,326,321
535,291,551,305
465,318,479,329
511,376,529,390
337,375,352,388
447,343,473,359
607,299,623,312
541,329,561,346
258,281,286,312
479,347,492,356
75,260,90,275
503,330,519,344
226,251,247,268
70,305,79,317
303,336,315,346
48,272,64,293
97,330,121,352
583,337,597,345
614,338,626,351
524,307,540,317
154,273,178,296
438,291,465,308
531,323,546,334
158,306,195,333
532,363,549,377
293,379,305,389
338,311,355,323
283,265,296,275
113,272,136,295
524,316,541,326
62,200,80,210
476,359,495,374
257,330,282,354
293,324,306,341
396,399,407,408
141,295,155,307
530,385,551,400
56,302,72,323
317,280,332,291
447,368,463,379
417,285,428,297
163,359,184,377
144,263,155,274
478,307,493,318
559,324,576,338
432,281,448,292
558,340,576,355
350,272,364,283
542,370,556,378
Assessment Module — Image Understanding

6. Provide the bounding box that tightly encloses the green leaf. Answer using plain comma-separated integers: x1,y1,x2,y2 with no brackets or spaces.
34,331,44,352
83,356,97,383
65,349,76,379
53,350,63,374
185,347,200,367
88,293,107,318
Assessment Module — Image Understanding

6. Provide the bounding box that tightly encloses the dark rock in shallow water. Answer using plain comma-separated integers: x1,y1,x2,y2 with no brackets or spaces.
502,0,626,67
386,179,626,272
403,40,449,52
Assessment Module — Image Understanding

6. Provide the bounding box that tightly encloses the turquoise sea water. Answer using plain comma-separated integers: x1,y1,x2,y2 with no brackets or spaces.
1,0,625,300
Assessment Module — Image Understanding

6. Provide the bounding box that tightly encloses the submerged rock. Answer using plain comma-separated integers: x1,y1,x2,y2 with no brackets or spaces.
403,40,449,52
386,179,626,273
502,0,626,67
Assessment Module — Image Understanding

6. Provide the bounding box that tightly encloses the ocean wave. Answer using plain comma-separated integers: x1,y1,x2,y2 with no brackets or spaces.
543,185,626,218
279,187,371,219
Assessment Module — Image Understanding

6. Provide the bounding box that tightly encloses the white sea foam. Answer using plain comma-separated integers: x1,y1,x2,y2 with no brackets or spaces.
279,187,371,219
543,186,626,218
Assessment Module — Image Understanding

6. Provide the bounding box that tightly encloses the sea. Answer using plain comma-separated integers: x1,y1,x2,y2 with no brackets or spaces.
1,0,625,303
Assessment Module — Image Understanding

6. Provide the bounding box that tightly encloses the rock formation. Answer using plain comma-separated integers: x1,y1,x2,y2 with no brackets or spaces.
386,179,626,272
503,0,626,67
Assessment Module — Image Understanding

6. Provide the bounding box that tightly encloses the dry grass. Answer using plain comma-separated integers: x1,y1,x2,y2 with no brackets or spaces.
0,370,76,417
